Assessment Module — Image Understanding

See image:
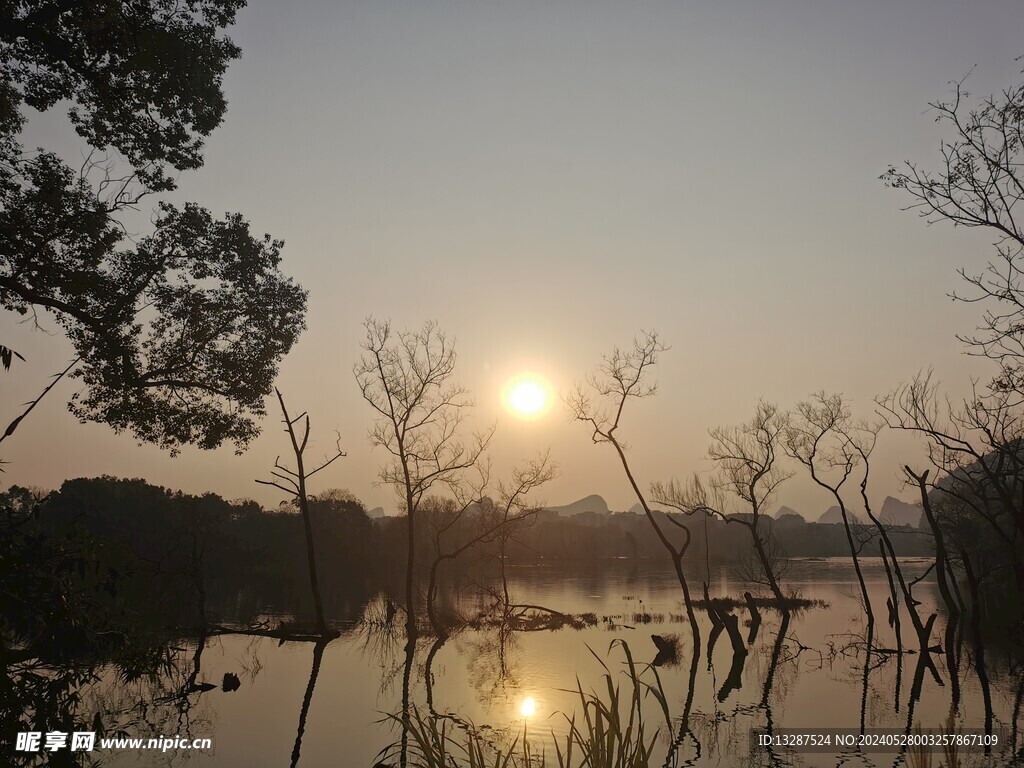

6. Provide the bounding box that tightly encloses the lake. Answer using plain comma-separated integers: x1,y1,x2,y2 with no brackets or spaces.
71,557,1021,767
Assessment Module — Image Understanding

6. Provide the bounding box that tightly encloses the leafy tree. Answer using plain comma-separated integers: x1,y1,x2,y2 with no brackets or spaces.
0,0,307,453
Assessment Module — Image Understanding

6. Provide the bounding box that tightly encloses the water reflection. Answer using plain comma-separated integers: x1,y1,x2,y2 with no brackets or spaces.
19,559,1024,767
290,640,327,768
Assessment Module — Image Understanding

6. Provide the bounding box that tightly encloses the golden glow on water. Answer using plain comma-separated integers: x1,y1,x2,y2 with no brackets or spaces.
519,696,536,718
502,374,552,420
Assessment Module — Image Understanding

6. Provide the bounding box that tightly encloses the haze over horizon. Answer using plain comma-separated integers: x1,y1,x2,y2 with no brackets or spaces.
5,0,1024,516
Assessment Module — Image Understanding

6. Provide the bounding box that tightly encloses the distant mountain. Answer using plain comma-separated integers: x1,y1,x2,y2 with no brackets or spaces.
818,506,862,524
367,506,387,519
774,508,806,528
546,494,609,516
879,496,923,527
628,502,667,515
818,505,842,524
814,499,919,527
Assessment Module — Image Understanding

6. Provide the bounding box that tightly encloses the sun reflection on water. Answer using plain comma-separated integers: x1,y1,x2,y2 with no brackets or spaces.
519,696,536,718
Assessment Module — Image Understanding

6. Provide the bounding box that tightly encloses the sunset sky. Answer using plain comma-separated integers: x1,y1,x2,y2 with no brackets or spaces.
6,0,1024,519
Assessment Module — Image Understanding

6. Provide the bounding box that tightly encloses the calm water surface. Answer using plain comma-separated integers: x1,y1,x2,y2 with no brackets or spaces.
88,558,1022,767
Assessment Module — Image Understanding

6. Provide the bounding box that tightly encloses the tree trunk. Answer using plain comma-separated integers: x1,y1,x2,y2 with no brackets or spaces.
750,526,786,606
296,490,327,635
404,495,417,645
611,436,701,655
837,505,874,627
426,556,447,638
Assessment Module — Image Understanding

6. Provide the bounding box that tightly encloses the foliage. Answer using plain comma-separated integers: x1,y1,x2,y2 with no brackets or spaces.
1,478,382,632
0,343,23,371
1,486,171,753
0,0,306,453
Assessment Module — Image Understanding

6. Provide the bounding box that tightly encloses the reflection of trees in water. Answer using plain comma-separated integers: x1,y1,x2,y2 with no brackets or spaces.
663,639,702,767
672,611,825,767
458,618,522,709
27,586,1024,768
61,638,218,768
136,593,1024,767
356,594,407,695
290,640,327,768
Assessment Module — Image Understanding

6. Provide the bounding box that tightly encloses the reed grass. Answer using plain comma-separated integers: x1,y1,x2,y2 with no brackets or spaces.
906,724,932,768
906,714,963,768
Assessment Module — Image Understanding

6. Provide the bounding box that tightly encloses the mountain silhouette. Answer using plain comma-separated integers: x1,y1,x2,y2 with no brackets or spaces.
546,494,610,516
878,496,923,527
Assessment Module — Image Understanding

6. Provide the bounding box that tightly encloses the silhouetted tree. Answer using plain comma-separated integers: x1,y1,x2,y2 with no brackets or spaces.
494,454,556,610
423,454,555,636
1,485,171,751
653,401,792,607
0,1,307,454
879,373,1024,610
882,61,1024,635
795,395,943,663
786,393,875,627
568,330,700,652
256,390,345,636
883,65,1024,399
354,319,491,645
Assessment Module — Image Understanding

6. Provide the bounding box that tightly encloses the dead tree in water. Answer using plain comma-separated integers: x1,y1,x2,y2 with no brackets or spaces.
847,418,941,658
786,393,875,629
355,319,492,647
256,389,345,636
879,374,1024,707
423,453,555,637
493,454,557,611
883,69,1024,692
653,402,792,610
568,331,700,653
880,373,1023,595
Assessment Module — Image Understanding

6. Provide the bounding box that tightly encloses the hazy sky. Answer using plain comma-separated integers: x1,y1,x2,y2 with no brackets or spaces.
6,0,1024,519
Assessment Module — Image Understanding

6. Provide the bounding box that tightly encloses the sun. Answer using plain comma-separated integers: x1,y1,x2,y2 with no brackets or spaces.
503,374,552,420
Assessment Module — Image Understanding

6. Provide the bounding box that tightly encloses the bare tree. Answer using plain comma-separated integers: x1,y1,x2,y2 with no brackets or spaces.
878,372,1024,599
789,395,942,676
653,402,792,607
785,393,874,628
493,453,557,611
882,64,1024,704
567,331,700,649
255,389,345,636
733,526,791,599
882,67,1024,398
423,453,555,637
839,403,944,659
354,319,492,645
